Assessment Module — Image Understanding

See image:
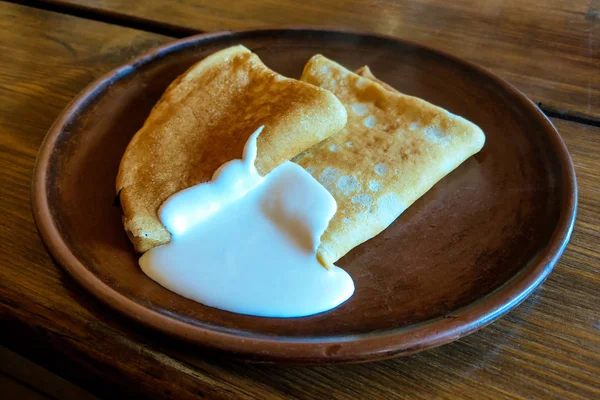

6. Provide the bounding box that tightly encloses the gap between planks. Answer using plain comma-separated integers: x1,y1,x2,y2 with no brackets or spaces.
4,0,599,128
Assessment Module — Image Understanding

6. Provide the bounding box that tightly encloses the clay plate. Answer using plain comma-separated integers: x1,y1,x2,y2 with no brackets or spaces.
32,29,576,364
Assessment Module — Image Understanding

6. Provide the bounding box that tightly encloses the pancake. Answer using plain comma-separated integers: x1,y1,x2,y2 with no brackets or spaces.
117,46,347,253
295,55,485,266
355,66,397,92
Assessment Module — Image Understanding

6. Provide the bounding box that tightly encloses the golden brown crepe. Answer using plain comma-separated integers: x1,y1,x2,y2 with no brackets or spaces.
355,65,397,92
117,46,347,253
295,55,485,266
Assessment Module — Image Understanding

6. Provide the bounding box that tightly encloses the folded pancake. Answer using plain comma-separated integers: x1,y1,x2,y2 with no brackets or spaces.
355,66,397,92
117,46,347,253
295,55,485,266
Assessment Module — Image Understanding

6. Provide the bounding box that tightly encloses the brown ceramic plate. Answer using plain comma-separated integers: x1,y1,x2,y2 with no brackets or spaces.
33,29,576,364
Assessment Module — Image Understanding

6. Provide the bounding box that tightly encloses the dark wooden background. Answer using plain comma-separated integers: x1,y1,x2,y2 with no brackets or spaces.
0,1,598,399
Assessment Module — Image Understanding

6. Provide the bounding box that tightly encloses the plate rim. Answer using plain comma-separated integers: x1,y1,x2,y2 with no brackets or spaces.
32,27,577,364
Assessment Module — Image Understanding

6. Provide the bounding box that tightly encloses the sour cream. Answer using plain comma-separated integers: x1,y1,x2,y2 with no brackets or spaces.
140,127,354,317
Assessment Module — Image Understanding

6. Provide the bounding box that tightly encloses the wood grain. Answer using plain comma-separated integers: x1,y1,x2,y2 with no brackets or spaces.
25,0,600,122
0,2,598,399
0,346,98,400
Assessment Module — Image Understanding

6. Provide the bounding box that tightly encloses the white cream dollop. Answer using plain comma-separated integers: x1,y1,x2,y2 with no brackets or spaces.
140,127,355,318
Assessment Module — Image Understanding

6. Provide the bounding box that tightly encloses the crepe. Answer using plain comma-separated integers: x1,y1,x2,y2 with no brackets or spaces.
295,55,485,266
117,46,347,253
355,66,397,92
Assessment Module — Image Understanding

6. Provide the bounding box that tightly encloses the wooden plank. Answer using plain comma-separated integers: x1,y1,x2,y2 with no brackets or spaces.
0,373,50,400
24,0,600,122
0,347,98,400
0,2,598,399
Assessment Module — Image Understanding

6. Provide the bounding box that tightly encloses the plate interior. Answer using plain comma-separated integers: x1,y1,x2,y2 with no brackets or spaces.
45,31,565,341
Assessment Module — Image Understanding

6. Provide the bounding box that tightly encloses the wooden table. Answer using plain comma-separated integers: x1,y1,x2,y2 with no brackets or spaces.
1,1,598,398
